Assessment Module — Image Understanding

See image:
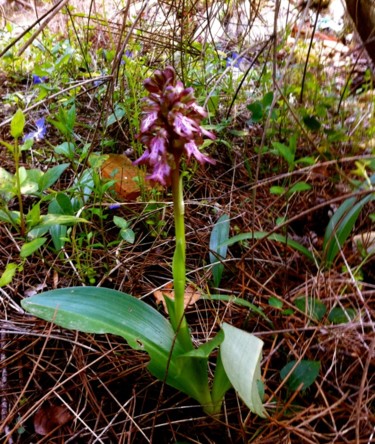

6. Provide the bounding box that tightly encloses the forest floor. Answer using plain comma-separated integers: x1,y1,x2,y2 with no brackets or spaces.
0,1,374,443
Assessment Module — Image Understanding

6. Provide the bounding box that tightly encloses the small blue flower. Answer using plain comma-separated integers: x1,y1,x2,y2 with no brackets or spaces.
32,74,48,84
23,117,47,142
109,203,121,210
121,50,133,65
94,78,105,87
226,52,243,69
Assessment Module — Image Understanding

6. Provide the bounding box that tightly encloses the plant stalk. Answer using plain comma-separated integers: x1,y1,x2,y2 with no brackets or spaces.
14,139,25,237
171,166,194,352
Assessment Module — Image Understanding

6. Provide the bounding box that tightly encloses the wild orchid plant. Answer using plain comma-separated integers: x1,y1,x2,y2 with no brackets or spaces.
21,67,266,417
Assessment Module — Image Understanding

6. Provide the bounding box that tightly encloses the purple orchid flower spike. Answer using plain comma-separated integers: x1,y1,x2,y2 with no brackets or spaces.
134,66,215,186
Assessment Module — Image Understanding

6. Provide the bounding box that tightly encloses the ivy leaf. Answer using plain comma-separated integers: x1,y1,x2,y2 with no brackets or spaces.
280,360,320,391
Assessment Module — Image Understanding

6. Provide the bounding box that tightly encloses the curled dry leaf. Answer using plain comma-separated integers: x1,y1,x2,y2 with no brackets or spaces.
353,232,375,255
153,282,201,311
101,153,147,200
34,403,73,436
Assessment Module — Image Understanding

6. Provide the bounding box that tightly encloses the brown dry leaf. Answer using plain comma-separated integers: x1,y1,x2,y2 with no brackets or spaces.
101,153,146,201
34,404,73,436
153,282,201,311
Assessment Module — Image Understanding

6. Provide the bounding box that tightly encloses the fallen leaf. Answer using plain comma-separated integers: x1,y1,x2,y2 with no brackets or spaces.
101,154,146,201
153,282,201,311
353,232,375,255
34,403,72,435
24,283,47,297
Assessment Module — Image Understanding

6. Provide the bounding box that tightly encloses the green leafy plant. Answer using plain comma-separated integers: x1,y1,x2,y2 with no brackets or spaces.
247,91,276,124
280,360,320,392
209,214,230,287
22,67,266,417
0,110,86,254
0,111,92,286
322,175,375,268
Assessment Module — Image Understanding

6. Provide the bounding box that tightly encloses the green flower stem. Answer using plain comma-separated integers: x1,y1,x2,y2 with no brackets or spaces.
171,166,194,352
170,166,220,415
14,139,25,237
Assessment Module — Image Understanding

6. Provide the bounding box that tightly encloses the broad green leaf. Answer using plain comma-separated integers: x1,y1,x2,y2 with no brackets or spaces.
20,180,38,195
269,186,285,195
11,109,25,138
262,91,274,108
247,101,263,122
26,203,41,228
220,323,266,417
47,194,75,249
74,169,95,203
294,296,326,321
49,224,67,250
106,105,126,127
295,156,315,166
220,231,315,263
0,140,15,152
25,168,43,183
288,182,311,194
303,115,321,132
272,141,294,167
120,228,135,244
202,294,268,321
38,163,69,191
207,94,219,116
268,296,283,309
328,307,356,324
28,214,87,236
39,214,87,228
323,194,373,268
21,287,212,408
0,167,14,200
181,330,224,359
113,216,129,229
211,350,232,409
54,142,75,159
67,104,76,130
0,209,20,226
0,263,18,287
20,237,47,258
48,193,74,215
209,214,230,287
280,360,320,391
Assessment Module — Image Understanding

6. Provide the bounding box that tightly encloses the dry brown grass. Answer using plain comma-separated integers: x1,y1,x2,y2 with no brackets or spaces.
1,0,375,443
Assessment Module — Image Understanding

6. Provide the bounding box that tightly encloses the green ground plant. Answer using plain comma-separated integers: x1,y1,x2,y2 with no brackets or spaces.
21,66,266,417
1,1,374,442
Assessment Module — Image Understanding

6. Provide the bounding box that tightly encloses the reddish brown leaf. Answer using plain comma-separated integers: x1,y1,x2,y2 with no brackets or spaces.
101,154,146,200
34,404,72,435
153,282,201,311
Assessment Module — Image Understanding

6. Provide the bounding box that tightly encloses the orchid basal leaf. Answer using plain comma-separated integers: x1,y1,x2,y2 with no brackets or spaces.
22,287,217,409
220,323,266,418
21,287,192,392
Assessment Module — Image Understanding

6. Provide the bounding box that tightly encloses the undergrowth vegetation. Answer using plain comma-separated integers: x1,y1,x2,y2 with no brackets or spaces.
0,0,374,443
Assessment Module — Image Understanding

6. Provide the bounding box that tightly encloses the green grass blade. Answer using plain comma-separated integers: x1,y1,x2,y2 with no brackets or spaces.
219,231,315,263
323,194,373,268
209,214,230,287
